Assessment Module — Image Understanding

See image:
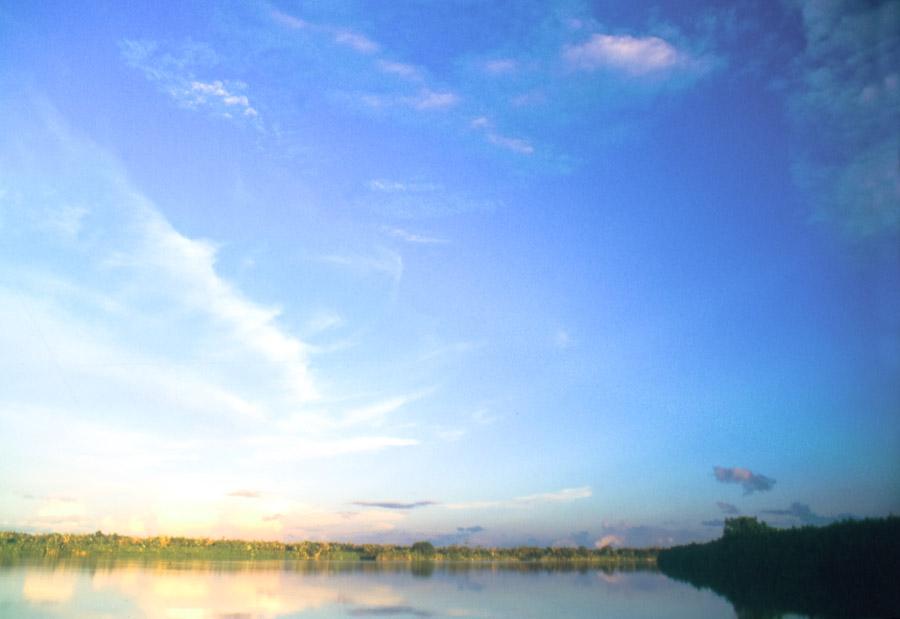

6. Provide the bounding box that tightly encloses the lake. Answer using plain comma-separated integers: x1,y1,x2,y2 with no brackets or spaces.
0,559,798,619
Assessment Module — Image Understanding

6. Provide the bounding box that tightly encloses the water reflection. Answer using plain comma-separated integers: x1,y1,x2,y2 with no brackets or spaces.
0,558,740,618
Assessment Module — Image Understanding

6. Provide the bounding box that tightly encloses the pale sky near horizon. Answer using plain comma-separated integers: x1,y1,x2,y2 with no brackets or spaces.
0,0,898,548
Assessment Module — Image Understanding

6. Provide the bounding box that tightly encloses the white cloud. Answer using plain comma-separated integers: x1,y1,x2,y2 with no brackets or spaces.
360,89,460,112
334,30,380,54
446,486,592,510
486,132,534,155
113,204,317,403
270,9,308,29
319,247,404,283
190,80,258,116
595,534,624,549
484,59,517,74
563,33,681,75
378,60,421,80
340,391,427,427
470,116,534,155
244,435,419,461
554,329,574,348
412,89,460,110
385,227,448,245
121,41,260,122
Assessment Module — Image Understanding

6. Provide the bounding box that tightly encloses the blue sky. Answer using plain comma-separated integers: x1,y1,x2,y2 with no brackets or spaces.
0,0,897,548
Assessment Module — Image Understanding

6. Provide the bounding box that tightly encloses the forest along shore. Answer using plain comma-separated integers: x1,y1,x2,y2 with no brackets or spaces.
0,531,658,564
658,516,900,618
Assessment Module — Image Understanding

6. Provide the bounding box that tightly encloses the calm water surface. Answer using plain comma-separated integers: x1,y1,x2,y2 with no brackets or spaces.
0,559,792,618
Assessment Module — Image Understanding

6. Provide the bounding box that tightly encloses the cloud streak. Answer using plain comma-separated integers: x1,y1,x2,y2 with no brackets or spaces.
353,501,436,510
446,486,591,510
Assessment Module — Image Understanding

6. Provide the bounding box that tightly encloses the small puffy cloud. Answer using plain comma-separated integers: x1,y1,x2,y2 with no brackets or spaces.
713,466,776,494
702,519,725,527
563,34,681,75
716,501,740,514
353,501,436,510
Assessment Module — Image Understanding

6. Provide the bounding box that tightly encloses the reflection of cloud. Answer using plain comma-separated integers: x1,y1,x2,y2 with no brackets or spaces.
22,571,78,603
713,466,775,494
350,606,432,617
90,566,408,618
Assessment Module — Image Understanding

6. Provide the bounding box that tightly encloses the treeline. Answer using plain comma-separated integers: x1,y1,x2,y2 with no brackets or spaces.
0,531,657,564
658,516,900,617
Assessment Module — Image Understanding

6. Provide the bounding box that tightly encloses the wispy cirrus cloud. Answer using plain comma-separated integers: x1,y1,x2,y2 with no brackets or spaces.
446,486,591,510
363,179,497,219
319,247,404,283
362,89,460,111
713,466,776,494
384,227,449,245
334,30,380,54
121,40,260,124
470,116,534,155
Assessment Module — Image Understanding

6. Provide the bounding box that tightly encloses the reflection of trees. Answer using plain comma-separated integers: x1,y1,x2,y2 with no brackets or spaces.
0,531,659,564
658,516,900,618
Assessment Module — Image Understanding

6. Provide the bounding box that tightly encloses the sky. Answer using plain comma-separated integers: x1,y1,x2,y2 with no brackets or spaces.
0,0,898,549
